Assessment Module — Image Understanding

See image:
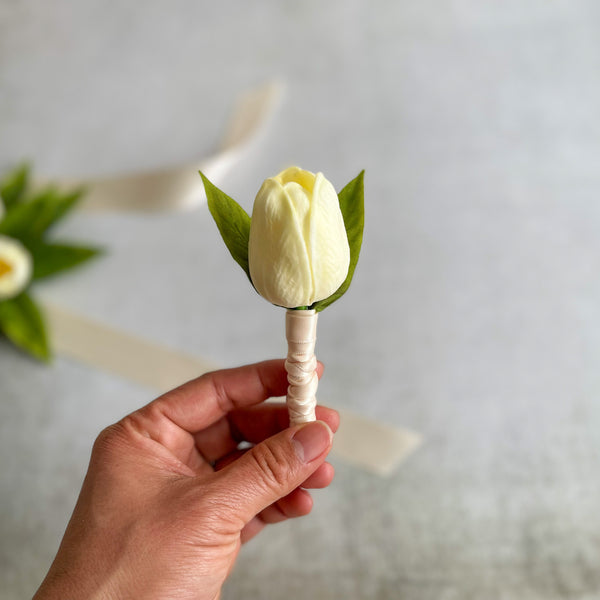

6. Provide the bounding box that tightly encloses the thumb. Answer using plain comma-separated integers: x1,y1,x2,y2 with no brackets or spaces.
212,421,333,526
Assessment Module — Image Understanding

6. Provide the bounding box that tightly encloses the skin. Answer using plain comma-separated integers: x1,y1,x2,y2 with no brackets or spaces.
34,360,338,600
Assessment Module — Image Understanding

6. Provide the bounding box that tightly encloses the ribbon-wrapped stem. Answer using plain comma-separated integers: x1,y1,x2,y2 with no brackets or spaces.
285,309,319,426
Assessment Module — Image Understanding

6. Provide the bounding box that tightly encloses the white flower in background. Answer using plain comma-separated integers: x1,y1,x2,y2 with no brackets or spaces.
248,167,350,308
0,235,33,300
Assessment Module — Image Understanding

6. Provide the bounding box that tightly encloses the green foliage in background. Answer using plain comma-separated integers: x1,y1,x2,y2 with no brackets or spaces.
0,165,102,361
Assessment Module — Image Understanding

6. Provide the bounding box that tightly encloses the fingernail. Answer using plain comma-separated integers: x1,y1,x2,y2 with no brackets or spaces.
292,421,333,463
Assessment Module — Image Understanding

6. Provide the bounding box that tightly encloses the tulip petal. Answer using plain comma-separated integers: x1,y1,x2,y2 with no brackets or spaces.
313,170,365,312
282,181,311,247
249,179,313,308
307,173,350,303
276,167,315,192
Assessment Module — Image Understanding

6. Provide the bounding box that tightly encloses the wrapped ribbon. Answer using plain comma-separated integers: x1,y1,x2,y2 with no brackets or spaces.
285,309,319,425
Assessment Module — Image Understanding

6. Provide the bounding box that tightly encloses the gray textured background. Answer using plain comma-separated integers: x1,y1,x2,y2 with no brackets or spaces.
2,1,600,598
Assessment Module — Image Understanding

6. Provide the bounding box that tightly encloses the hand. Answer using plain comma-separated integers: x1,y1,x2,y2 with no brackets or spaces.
34,360,338,600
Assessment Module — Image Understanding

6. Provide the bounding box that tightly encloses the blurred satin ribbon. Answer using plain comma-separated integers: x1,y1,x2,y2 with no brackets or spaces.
38,82,422,476
38,82,285,212
45,302,422,476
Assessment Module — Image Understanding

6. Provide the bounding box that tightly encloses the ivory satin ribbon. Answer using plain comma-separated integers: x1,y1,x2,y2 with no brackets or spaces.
36,82,422,476
36,83,285,212
44,303,422,477
285,309,319,426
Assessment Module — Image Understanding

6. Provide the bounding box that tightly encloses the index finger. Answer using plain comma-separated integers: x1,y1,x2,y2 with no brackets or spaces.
152,359,323,434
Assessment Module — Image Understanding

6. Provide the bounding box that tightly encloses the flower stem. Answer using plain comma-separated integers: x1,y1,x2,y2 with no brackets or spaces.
285,309,318,425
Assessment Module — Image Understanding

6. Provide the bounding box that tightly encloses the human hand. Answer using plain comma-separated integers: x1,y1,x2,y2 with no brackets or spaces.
34,360,338,600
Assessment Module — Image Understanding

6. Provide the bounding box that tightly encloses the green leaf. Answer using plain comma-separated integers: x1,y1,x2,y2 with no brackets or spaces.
30,187,85,237
0,164,30,210
0,293,51,362
200,171,252,281
312,170,365,312
0,187,84,240
22,239,103,280
0,189,53,238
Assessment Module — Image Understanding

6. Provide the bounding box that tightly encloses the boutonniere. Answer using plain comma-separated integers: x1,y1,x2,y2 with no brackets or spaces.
0,165,102,361
201,166,364,425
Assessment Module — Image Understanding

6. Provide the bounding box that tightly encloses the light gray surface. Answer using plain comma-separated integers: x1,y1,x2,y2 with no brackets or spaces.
2,1,600,598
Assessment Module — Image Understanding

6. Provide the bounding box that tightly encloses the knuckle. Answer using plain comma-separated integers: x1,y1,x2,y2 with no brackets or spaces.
249,442,291,491
92,424,117,452
91,421,128,458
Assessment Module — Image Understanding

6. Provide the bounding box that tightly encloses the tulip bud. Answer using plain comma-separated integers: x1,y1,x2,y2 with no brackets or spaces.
0,235,32,300
248,167,350,308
